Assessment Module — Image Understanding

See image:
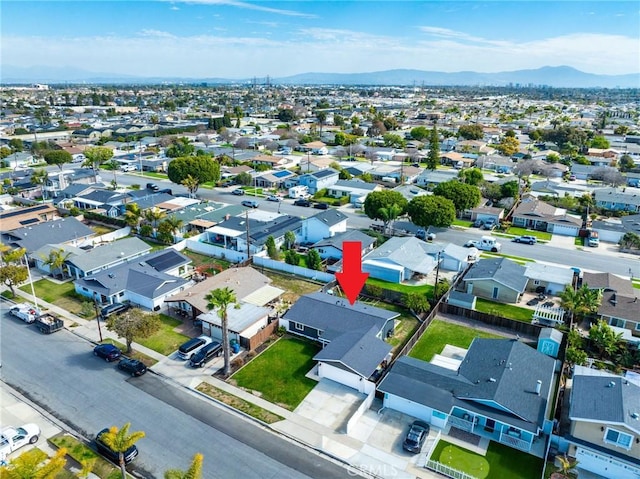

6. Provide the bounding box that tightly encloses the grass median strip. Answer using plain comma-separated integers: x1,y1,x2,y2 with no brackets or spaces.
196,382,284,424
49,433,127,479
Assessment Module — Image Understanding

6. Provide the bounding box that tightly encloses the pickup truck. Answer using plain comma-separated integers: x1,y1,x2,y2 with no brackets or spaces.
464,236,502,252
0,424,41,456
9,303,40,324
34,313,64,334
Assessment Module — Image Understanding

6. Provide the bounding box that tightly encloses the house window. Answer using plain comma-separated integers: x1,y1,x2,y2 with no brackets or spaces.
610,318,626,328
533,280,540,286
492,287,499,299
604,428,633,449
635,322,640,331
291,322,304,331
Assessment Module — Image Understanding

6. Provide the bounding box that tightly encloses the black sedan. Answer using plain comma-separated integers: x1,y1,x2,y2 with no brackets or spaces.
117,358,147,376
93,344,122,362
402,420,430,453
95,428,139,464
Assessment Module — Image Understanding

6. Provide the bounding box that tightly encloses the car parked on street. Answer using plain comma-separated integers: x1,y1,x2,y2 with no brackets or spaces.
117,358,147,376
188,341,222,368
513,235,537,245
402,420,430,453
241,200,259,208
266,195,280,202
95,428,139,464
232,188,245,196
0,424,41,456
313,202,329,210
93,344,122,362
293,198,311,207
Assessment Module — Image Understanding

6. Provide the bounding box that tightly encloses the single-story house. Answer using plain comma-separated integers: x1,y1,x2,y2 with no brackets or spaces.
2,217,95,257
300,209,348,244
297,168,340,194
524,263,574,295
467,206,505,224
378,338,556,454
595,187,640,213
461,257,528,303
362,236,439,283
312,229,376,261
281,292,399,393
326,179,381,205
512,195,582,236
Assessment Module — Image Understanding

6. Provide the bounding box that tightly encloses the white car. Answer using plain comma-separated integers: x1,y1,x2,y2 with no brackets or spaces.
0,424,41,456
120,164,137,172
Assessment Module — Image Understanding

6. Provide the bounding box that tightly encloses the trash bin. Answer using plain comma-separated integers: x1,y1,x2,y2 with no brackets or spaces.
230,339,240,354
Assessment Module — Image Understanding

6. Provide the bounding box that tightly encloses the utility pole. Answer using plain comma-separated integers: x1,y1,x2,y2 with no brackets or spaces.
433,251,441,302
244,210,251,261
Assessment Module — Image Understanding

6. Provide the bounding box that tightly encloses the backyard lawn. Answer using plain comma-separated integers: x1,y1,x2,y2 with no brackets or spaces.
182,249,231,273
19,278,90,317
135,314,190,355
366,277,434,296
430,440,543,479
475,298,534,323
409,319,503,361
232,336,320,410
262,270,322,303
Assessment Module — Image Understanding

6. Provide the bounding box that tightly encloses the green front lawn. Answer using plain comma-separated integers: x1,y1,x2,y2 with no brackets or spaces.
232,336,320,410
19,278,91,317
475,298,534,323
135,314,190,355
196,382,284,424
452,219,473,228
431,440,543,479
409,319,503,361
366,277,434,296
505,227,552,241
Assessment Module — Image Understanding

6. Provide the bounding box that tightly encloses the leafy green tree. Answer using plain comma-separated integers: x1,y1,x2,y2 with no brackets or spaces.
434,278,451,301
8,138,24,152
618,154,635,172
165,453,204,479
458,167,483,186
166,137,195,158
0,245,27,297
284,249,299,265
277,109,296,122
619,232,640,251
265,235,279,260
457,124,484,140
407,195,456,228
500,180,519,199
363,191,408,231
306,249,322,271
99,423,145,479
614,125,629,136
590,135,610,149
43,149,72,170
589,320,622,358
426,125,439,170
0,447,67,479
496,136,519,156
41,248,71,279
410,126,429,141
283,231,296,250
106,308,161,354
382,133,405,148
168,156,220,195
0,146,11,159
565,346,588,366
404,293,430,314
205,287,240,376
433,180,481,214
84,146,113,181
235,172,253,186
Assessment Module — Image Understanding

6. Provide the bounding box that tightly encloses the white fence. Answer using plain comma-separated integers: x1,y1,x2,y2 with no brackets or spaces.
77,226,131,247
177,236,248,263
345,389,376,436
253,255,335,283
425,460,479,479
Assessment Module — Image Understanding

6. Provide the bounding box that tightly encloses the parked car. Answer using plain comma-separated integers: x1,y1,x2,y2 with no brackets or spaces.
472,218,484,228
232,188,245,196
513,235,537,245
177,335,213,360
266,195,280,202
313,202,329,210
100,302,130,320
293,198,311,207
93,344,122,362
0,424,41,456
95,428,139,465
415,229,436,241
482,219,497,230
120,164,136,172
241,200,259,208
402,420,430,453
146,182,159,192
117,358,147,376
189,341,222,368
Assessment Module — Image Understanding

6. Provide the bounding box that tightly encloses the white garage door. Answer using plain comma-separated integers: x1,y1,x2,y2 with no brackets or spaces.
552,224,578,236
318,363,362,391
383,394,434,424
575,447,640,479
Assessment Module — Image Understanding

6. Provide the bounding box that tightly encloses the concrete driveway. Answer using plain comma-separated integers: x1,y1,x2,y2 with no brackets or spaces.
294,378,365,430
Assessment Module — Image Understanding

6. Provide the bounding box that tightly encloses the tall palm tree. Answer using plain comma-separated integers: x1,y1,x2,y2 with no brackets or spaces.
30,168,49,200
205,287,239,376
180,174,200,198
164,453,203,479
163,215,184,242
100,423,145,479
124,203,142,233
377,203,403,234
559,284,602,329
143,207,166,232
108,158,120,188
41,248,71,279
233,106,243,128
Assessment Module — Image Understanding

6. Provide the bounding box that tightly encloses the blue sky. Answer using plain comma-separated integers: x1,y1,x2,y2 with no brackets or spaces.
2,1,639,78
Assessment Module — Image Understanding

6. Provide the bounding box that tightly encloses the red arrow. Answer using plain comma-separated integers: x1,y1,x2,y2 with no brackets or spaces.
336,241,369,305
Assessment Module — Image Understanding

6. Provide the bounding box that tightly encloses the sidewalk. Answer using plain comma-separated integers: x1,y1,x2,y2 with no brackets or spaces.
5,283,440,479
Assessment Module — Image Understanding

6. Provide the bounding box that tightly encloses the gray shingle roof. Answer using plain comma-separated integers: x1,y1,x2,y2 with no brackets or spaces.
283,292,399,342
464,258,528,293
364,236,438,275
66,237,151,273
4,218,95,253
307,209,348,227
314,326,392,378
570,366,640,434
312,230,375,250
379,339,556,433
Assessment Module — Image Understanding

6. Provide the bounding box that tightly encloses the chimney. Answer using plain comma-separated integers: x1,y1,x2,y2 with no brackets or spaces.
535,380,542,395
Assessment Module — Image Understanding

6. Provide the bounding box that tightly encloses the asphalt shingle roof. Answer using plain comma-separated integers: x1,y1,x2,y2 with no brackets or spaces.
4,218,95,253
464,257,528,293
364,236,437,275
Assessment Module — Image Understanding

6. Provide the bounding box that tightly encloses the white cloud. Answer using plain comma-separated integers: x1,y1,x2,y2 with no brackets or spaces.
1,29,638,78
168,0,316,18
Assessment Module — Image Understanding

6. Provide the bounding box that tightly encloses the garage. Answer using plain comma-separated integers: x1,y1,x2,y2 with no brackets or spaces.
362,259,404,283
317,363,374,394
383,393,435,424
550,224,580,237
575,447,639,479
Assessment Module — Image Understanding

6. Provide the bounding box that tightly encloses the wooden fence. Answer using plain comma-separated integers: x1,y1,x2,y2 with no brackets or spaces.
438,303,542,337
244,320,280,351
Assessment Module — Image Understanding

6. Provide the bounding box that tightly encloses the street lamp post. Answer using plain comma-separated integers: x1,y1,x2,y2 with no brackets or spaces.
93,294,103,342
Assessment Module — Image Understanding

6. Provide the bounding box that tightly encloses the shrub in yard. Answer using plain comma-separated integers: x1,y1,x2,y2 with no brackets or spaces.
277,326,287,336
246,350,257,359
80,301,95,318
232,357,244,369
284,249,299,265
405,292,431,314
69,206,81,216
365,283,383,298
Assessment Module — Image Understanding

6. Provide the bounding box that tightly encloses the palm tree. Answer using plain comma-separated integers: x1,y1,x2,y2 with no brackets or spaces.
30,168,49,200
559,285,602,329
164,453,203,479
180,174,200,198
0,447,67,479
377,203,403,234
99,423,145,479
159,216,184,244
124,203,142,233
205,287,239,376
108,158,120,188
233,106,243,128
41,248,70,279
143,207,166,232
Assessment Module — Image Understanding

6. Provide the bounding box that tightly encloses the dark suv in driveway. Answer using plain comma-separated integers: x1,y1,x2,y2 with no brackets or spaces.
95,428,139,464
189,341,222,368
402,420,430,453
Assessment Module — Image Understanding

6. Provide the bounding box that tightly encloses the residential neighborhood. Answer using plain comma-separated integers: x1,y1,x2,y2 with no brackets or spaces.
1,80,640,479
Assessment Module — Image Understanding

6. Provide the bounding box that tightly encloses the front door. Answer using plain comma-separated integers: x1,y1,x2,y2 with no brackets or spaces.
485,419,495,433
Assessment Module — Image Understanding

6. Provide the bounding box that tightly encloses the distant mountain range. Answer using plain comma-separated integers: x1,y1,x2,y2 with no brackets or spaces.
2,65,638,88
